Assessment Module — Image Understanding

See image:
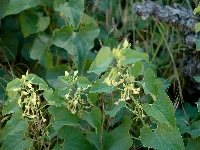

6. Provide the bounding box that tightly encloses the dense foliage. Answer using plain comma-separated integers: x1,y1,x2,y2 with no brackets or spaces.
0,0,200,150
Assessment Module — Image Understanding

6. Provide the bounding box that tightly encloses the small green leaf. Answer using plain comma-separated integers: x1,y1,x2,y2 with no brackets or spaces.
143,68,158,99
83,107,102,133
104,116,133,150
129,61,143,77
142,89,176,128
58,126,92,150
4,0,42,16
88,92,98,104
106,101,126,117
0,0,10,19
194,76,200,82
195,22,200,33
54,0,84,30
196,38,200,51
26,74,49,90
140,123,185,150
89,46,113,75
48,106,80,130
1,131,32,150
77,76,91,89
2,110,29,140
118,48,149,65
6,78,21,91
2,99,20,115
90,73,116,94
19,11,50,37
186,137,200,150
188,120,200,138
194,6,200,15
52,23,99,71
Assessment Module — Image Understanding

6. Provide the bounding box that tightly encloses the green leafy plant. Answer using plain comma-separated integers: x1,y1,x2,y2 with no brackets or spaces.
1,40,187,150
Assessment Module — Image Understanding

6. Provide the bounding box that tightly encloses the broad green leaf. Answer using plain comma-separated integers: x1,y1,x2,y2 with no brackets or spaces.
54,0,84,30
194,6,200,15
90,73,116,94
195,22,200,33
118,48,149,65
83,107,102,133
26,74,49,90
194,76,200,82
2,110,29,140
0,32,19,63
104,116,132,150
89,46,113,75
2,99,20,115
129,61,143,77
58,126,92,150
48,106,80,130
46,65,69,89
6,78,21,91
142,89,176,128
188,120,200,138
52,23,100,71
196,38,200,51
1,131,32,150
4,0,42,16
140,123,185,150
27,33,52,69
44,90,65,107
19,11,50,37
86,132,101,150
77,76,91,89
143,68,158,99
88,92,98,104
186,137,200,150
106,101,126,117
0,0,10,19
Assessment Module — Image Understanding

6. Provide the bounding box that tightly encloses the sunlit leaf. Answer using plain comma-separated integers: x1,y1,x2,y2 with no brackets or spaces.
140,123,185,150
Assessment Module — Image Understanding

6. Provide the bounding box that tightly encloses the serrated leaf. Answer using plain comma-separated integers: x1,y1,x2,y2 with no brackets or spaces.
90,73,116,93
188,120,200,138
143,68,158,99
106,101,126,117
129,61,143,77
19,11,50,37
6,78,21,91
1,131,32,150
118,48,149,65
52,23,100,71
48,106,80,130
194,76,200,82
186,137,200,150
83,107,102,133
2,99,20,115
4,0,42,16
104,116,133,150
77,76,91,88
195,22,200,33
140,123,185,150
0,0,10,19
196,38,200,51
2,110,29,140
89,46,113,75
54,0,84,30
28,33,53,69
58,126,92,150
142,89,176,128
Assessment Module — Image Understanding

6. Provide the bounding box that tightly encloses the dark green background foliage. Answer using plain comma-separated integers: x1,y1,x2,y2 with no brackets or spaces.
0,0,200,150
